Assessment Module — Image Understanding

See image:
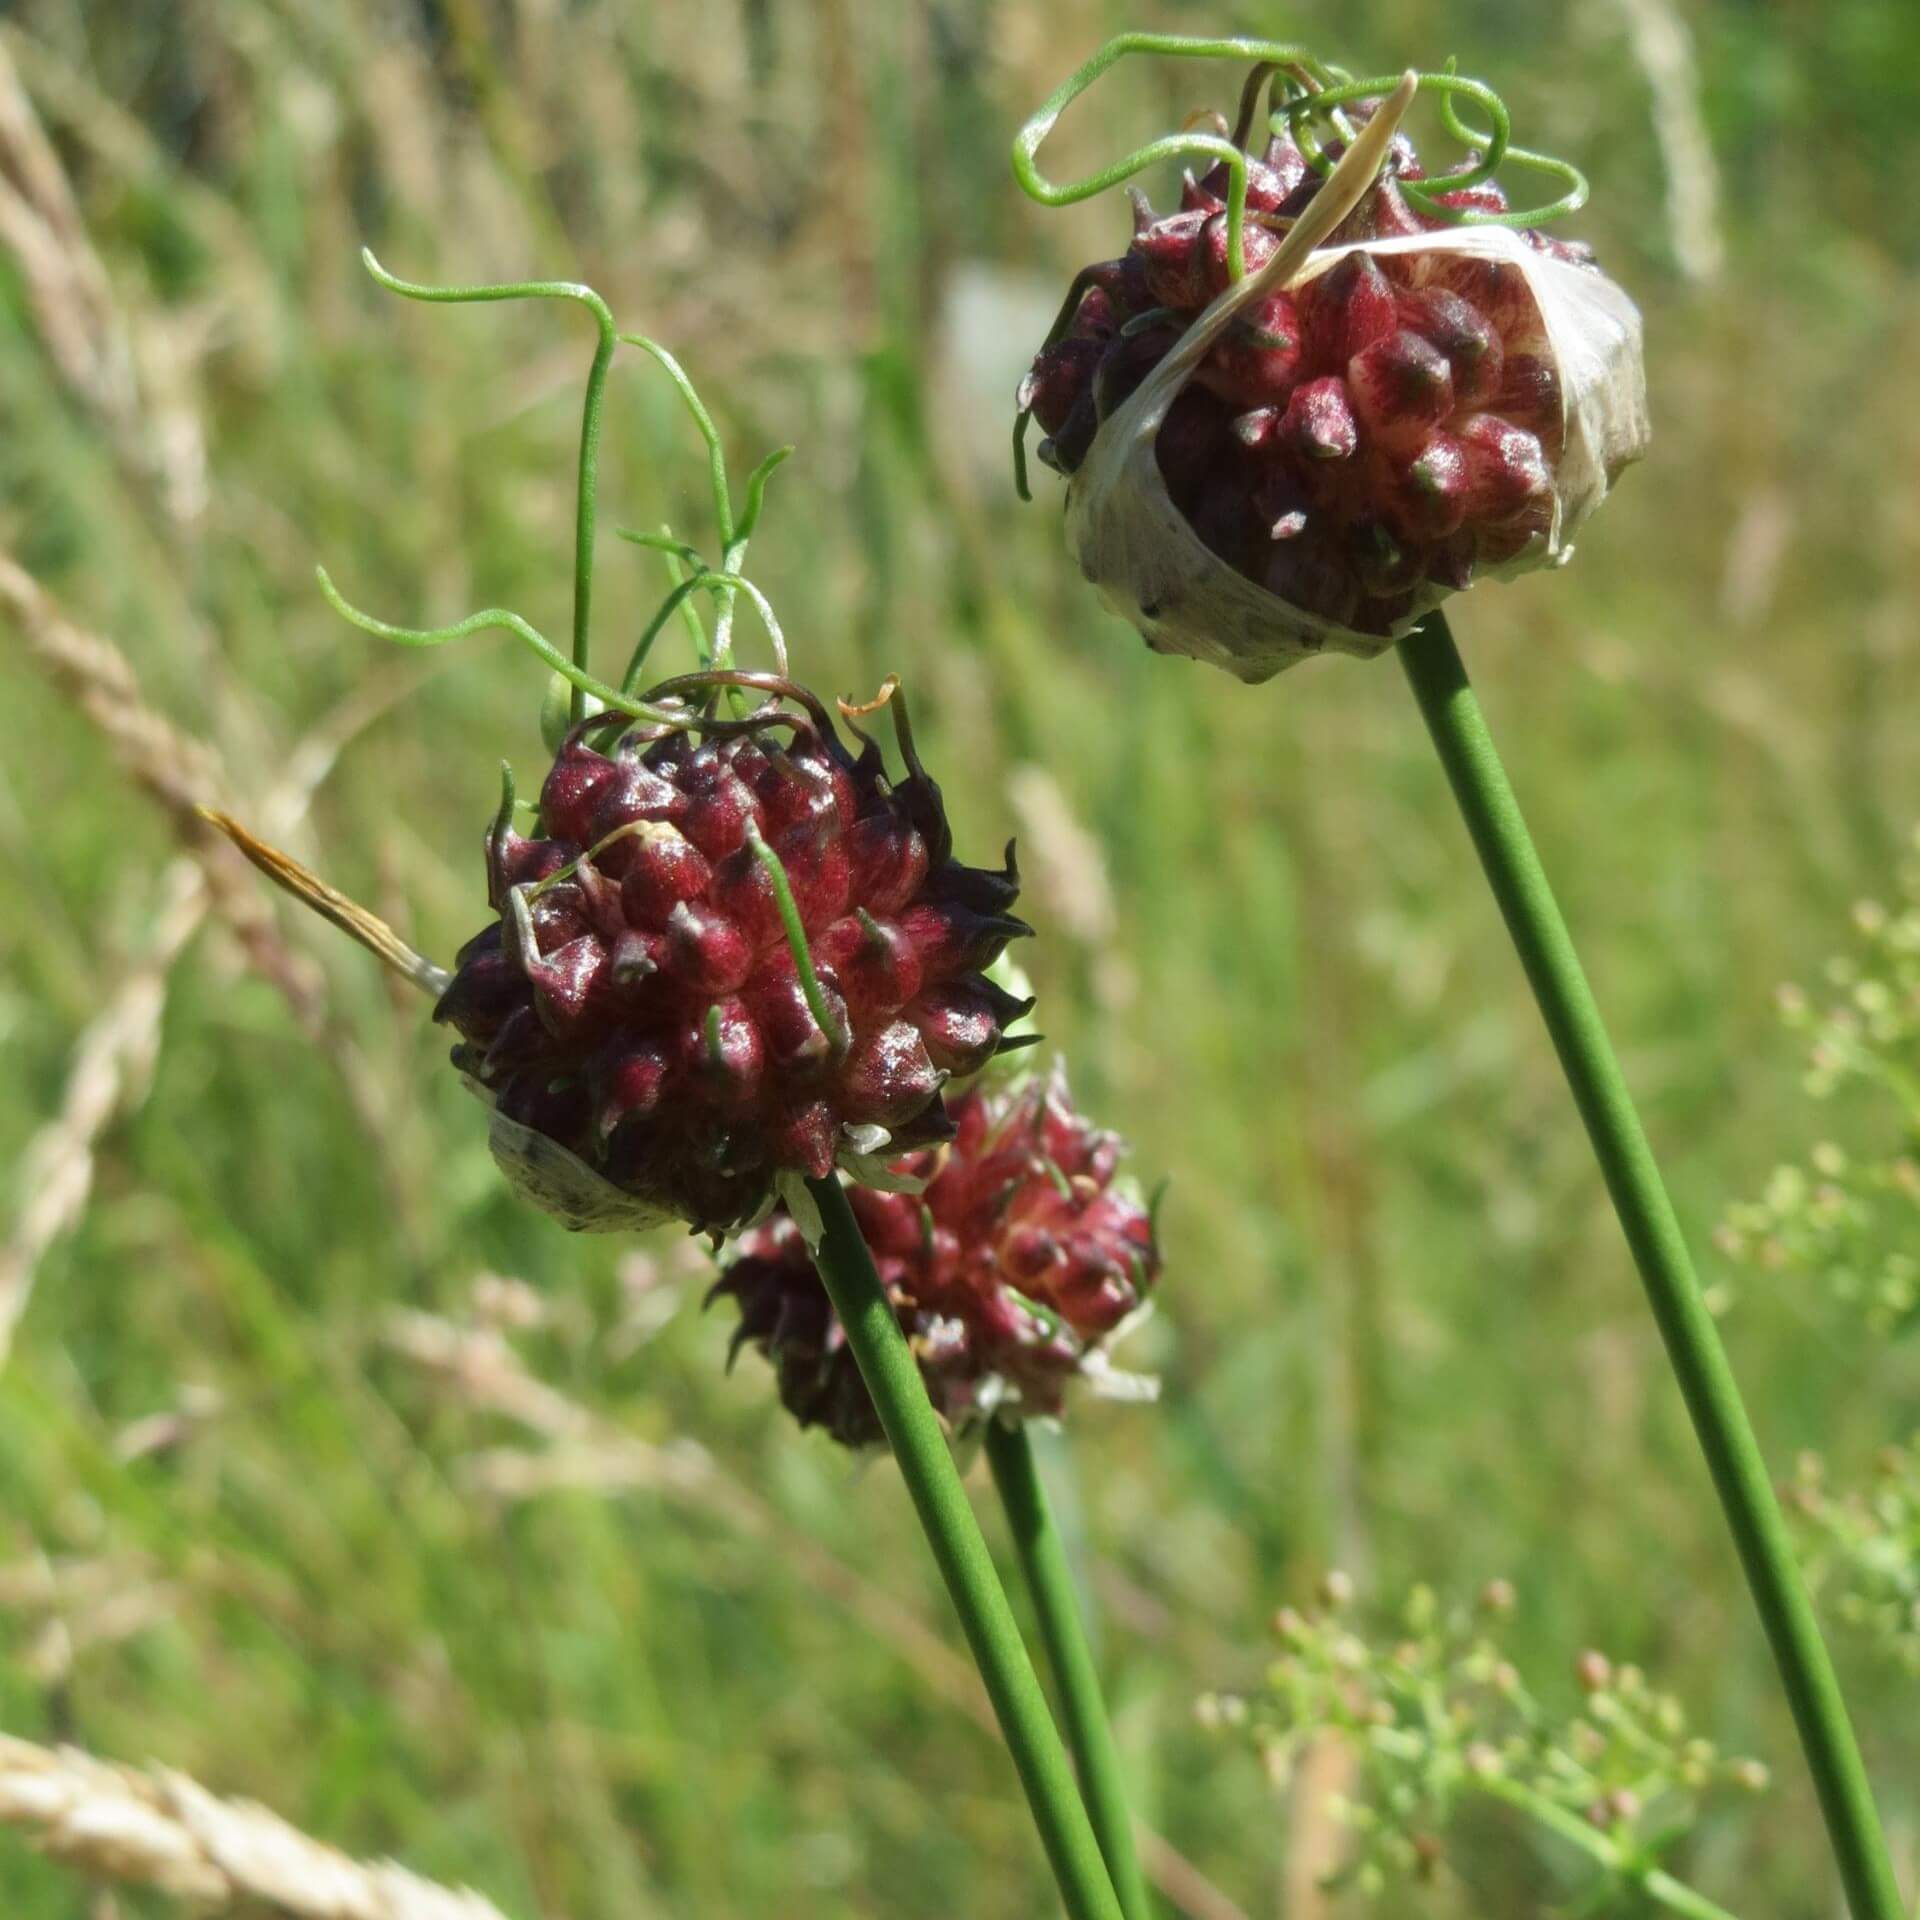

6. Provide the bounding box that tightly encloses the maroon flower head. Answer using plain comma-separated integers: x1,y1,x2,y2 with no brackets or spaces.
435,679,1034,1237
713,1066,1162,1447
1016,68,1646,677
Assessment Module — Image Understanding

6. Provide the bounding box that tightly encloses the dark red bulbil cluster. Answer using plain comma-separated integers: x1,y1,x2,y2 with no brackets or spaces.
1021,109,1601,637
434,689,1033,1236
714,1069,1159,1446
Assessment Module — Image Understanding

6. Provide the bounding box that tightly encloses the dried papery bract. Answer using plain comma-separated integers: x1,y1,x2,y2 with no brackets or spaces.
1070,224,1648,680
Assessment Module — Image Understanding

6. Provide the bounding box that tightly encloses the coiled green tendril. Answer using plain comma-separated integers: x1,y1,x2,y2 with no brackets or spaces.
314,567,679,725
320,255,793,729
615,331,793,688
1011,37,1336,296
1282,61,1588,231
1009,35,1590,499
357,251,616,726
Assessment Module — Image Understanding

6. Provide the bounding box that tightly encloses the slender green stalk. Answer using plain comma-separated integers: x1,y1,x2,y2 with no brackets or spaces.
985,1421,1154,1920
805,1178,1124,1920
1398,612,1902,1920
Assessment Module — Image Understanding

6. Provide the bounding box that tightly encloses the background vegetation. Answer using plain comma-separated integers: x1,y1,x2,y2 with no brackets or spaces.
1,1,1917,1914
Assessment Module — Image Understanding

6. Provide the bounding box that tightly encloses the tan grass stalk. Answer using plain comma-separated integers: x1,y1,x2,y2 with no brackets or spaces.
0,862,205,1363
0,550,329,1031
0,33,218,530
0,1733,525,1918
1610,0,1725,285
0,39,136,435
0,24,279,312
0,553,224,824
0,569,430,1361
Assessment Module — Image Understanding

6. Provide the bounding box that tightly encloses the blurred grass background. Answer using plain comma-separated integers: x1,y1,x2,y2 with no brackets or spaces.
1,0,1917,1914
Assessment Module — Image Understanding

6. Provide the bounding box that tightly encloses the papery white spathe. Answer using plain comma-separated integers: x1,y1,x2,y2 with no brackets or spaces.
1065,224,1649,684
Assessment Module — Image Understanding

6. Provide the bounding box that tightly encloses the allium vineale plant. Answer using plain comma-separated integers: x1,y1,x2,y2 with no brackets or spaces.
203,245,1169,1920
1008,32,1902,1920
433,684,1034,1238
1020,87,1596,636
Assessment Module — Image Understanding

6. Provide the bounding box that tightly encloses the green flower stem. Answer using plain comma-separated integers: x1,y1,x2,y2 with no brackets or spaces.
1398,612,1902,1920
805,1177,1124,1920
984,1420,1154,1920
1470,1774,1742,1920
